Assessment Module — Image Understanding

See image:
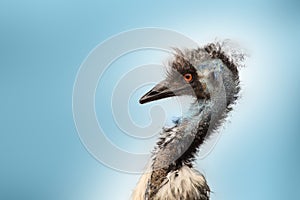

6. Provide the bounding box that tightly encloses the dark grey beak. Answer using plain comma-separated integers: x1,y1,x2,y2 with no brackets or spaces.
139,80,176,104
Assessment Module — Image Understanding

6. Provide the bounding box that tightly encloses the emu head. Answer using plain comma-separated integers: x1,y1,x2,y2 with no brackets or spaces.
139,43,242,109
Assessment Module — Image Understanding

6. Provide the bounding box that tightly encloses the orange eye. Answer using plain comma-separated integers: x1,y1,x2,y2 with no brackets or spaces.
183,73,193,83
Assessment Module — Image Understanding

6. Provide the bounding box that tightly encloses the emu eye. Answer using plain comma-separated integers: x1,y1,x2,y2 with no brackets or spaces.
183,73,193,83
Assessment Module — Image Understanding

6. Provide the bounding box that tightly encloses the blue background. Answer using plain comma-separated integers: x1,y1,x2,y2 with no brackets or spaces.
1,0,300,199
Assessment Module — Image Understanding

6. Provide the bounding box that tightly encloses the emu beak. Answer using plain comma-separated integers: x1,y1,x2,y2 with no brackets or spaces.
139,80,176,104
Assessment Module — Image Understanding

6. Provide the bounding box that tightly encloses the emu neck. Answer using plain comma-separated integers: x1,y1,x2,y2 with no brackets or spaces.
154,100,213,169
148,100,217,198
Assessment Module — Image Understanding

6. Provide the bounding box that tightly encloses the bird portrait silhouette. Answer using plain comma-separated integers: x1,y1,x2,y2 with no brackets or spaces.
131,41,246,200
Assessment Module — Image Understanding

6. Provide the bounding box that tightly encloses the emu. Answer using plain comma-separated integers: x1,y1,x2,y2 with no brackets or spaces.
131,41,245,200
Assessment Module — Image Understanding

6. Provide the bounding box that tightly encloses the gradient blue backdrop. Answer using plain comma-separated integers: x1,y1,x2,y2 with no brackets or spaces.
1,0,300,200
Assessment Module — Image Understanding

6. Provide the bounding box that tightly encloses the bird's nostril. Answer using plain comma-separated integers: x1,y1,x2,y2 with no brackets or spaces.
149,90,159,96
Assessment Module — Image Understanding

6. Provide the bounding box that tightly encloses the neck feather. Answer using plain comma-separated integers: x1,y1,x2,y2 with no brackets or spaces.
147,99,220,198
